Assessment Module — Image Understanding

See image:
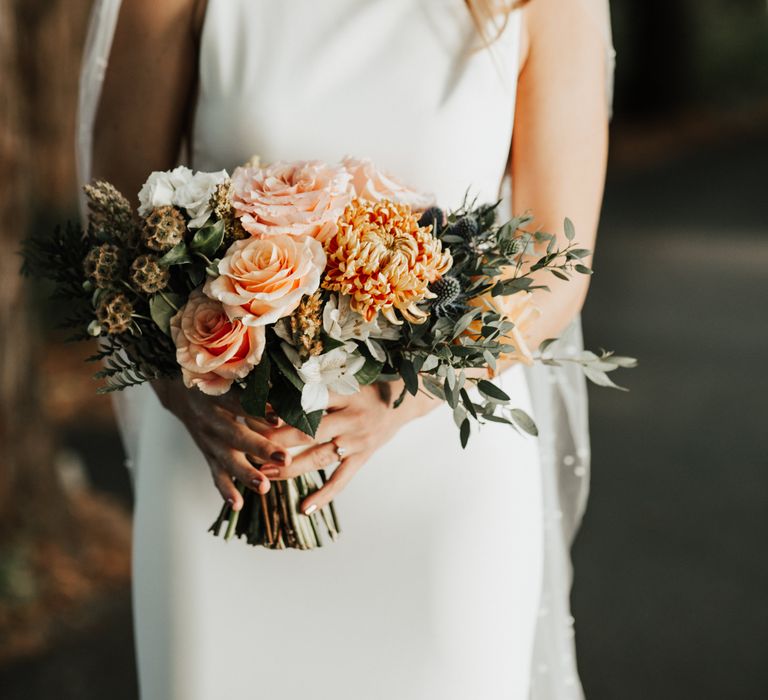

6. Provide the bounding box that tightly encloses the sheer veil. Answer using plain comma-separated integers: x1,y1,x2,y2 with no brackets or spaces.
76,2,615,698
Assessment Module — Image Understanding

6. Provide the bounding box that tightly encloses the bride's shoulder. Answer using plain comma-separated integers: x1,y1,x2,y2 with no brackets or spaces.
519,0,611,73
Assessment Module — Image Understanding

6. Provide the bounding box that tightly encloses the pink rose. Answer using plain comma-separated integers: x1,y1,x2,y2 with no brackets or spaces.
342,156,435,211
170,290,266,395
204,234,326,326
231,160,352,238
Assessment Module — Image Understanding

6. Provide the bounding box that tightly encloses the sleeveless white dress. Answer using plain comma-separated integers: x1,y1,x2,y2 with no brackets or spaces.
128,2,543,698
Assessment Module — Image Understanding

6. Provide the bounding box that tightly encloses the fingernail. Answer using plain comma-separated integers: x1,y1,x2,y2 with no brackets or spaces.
262,468,280,477
226,497,240,511
271,452,286,463
303,504,318,515
250,477,262,486
266,413,280,425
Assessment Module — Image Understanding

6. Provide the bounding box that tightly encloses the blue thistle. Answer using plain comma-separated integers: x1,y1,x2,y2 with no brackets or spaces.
418,206,445,233
430,275,463,316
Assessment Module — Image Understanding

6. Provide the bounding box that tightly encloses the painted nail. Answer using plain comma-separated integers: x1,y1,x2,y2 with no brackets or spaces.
303,504,318,516
271,452,286,463
250,477,261,486
261,468,280,477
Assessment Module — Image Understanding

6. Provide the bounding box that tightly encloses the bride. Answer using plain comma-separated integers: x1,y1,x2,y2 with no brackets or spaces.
79,0,613,697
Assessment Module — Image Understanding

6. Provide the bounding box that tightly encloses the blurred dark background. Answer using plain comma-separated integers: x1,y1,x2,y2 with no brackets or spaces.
1,1,767,698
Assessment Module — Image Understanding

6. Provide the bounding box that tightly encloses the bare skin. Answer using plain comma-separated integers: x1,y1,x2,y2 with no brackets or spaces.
94,0,608,515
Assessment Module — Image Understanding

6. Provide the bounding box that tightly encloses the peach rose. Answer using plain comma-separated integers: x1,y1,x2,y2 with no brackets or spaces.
170,290,266,395
231,160,352,238
204,234,326,326
342,156,435,211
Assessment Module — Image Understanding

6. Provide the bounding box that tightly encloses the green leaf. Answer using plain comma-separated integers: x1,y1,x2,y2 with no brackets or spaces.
459,418,471,448
538,338,558,354
477,379,510,402
268,371,320,436
459,388,478,420
567,248,591,259
268,346,304,392
149,292,184,336
240,354,270,417
422,375,446,401
550,269,570,281
575,264,593,275
509,408,538,436
355,356,384,385
186,264,206,287
400,359,419,396
190,220,225,259
158,242,192,267
320,332,345,352
564,217,576,241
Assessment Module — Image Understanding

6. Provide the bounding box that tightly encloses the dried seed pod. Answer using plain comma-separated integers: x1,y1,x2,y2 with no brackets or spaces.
142,205,187,252
130,254,170,294
96,292,134,334
83,243,122,287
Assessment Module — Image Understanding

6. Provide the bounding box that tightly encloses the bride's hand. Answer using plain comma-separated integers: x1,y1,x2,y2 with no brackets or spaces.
152,378,292,511
259,381,437,515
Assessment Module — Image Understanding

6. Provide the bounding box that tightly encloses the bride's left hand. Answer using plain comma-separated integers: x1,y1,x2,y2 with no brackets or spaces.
256,381,436,515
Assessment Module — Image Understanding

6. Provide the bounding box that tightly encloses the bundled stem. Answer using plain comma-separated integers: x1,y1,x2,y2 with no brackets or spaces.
208,470,341,550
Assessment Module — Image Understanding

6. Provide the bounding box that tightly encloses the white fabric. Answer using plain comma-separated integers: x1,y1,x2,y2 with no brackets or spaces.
77,1,615,698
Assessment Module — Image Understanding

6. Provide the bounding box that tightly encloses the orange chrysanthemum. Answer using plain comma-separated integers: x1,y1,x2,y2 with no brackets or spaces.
321,198,452,324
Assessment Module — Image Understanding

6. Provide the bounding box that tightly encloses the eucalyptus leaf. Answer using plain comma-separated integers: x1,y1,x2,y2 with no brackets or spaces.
509,408,538,436
564,217,576,241
459,418,471,449
477,379,510,402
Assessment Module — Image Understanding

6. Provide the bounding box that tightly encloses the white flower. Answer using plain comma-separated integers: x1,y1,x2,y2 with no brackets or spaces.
322,294,400,362
137,166,193,215
137,166,228,229
174,169,228,228
283,343,365,413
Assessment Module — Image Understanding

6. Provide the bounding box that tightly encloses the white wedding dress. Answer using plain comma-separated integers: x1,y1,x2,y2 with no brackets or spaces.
77,1,616,698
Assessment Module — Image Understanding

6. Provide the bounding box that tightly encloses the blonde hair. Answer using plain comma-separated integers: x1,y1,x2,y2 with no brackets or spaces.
464,0,529,45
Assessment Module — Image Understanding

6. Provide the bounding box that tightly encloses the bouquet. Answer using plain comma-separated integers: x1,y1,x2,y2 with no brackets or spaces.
23,156,635,550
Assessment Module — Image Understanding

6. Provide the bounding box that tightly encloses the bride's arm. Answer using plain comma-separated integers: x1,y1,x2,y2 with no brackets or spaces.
93,0,288,509
505,0,610,353
269,0,611,514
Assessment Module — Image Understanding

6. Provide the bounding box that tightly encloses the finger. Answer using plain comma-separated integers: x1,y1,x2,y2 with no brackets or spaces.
313,410,357,443
209,461,245,511
207,414,291,467
262,422,316,449
212,445,272,495
265,440,345,480
299,456,363,514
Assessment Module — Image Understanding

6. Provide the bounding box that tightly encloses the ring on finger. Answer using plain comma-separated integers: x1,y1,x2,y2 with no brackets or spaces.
332,439,347,460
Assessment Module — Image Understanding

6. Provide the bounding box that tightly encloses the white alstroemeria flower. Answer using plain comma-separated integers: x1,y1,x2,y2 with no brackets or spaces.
174,169,228,228
283,343,365,413
323,294,400,362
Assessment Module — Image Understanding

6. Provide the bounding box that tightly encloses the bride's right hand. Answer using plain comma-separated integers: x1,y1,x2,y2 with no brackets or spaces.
151,378,292,510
